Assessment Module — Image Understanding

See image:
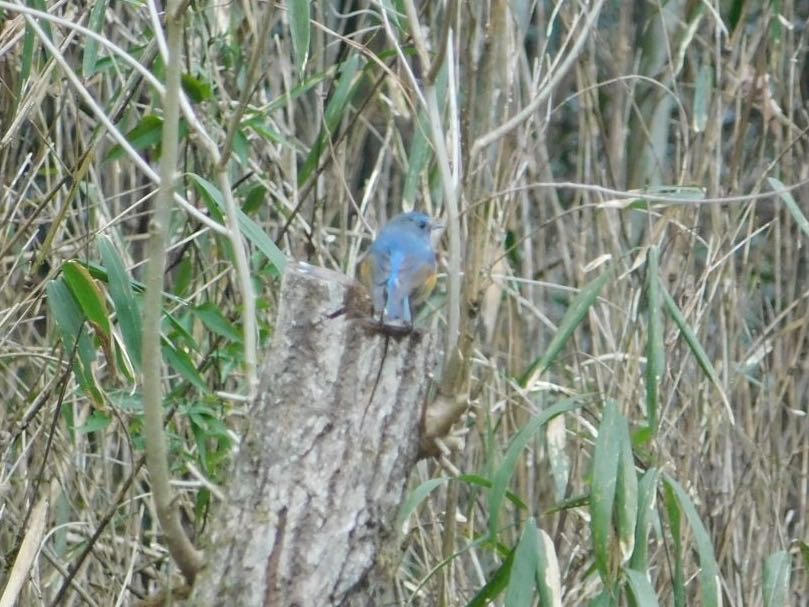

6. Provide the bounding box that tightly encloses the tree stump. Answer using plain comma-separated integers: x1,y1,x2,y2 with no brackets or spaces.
190,261,434,606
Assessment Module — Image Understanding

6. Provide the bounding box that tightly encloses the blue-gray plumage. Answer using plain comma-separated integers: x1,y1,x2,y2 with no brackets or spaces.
360,212,439,327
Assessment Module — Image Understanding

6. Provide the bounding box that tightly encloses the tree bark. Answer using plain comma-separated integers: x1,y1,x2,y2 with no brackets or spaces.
190,261,434,606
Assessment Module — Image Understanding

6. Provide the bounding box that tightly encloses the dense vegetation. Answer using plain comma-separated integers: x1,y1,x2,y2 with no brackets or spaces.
1,0,807,604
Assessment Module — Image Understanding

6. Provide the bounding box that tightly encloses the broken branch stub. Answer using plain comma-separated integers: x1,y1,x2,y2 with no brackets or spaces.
191,261,434,606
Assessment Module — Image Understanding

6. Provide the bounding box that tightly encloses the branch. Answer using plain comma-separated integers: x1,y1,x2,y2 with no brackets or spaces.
140,0,203,583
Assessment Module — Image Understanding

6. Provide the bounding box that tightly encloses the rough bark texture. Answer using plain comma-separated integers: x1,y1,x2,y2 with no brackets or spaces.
190,261,434,606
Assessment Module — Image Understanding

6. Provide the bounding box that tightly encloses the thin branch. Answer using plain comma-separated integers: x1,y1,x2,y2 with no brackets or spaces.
399,0,462,358
470,0,607,157
140,0,204,583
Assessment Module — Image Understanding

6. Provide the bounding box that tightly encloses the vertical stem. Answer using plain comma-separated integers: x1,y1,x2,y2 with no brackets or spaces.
140,0,203,582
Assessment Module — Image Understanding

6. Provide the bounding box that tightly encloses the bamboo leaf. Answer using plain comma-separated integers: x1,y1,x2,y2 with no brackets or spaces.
192,303,243,343
615,413,638,563
629,468,659,571
591,400,622,580
663,475,722,607
62,260,111,337
535,528,563,607
466,547,515,607
488,399,579,539
762,550,790,607
82,0,109,75
505,519,538,607
189,173,288,273
98,236,142,372
662,286,734,424
46,279,103,405
645,246,664,431
769,177,809,241
397,477,448,529
520,268,612,387
298,55,362,186
288,0,311,74
624,568,660,606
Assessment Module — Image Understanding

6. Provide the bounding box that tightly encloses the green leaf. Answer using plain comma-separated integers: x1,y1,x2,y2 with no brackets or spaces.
108,390,143,412
193,303,243,343
162,342,207,393
692,63,712,132
242,184,267,215
456,474,527,510
547,414,570,502
520,268,612,387
466,547,515,607
189,174,288,273
76,411,111,434
488,399,579,539
505,519,538,607
182,73,213,103
615,412,638,564
62,260,111,337
262,68,330,115
82,0,109,76
769,177,809,241
46,279,103,405
645,246,664,431
98,236,142,371
663,483,686,607
591,400,622,580
762,550,790,607
629,468,659,571
243,116,289,146
288,0,311,74
20,18,36,89
298,55,362,186
588,590,616,607
107,115,163,163
662,286,733,424
662,475,721,607
624,568,660,606
535,527,562,607
397,477,448,529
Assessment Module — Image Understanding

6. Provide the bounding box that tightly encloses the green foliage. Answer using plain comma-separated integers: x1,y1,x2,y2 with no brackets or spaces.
5,0,808,603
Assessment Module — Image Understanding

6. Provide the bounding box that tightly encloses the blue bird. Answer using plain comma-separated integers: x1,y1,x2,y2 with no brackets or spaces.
359,211,440,328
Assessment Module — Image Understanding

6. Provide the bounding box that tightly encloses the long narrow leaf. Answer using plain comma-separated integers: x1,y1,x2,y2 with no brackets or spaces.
298,55,362,186
662,286,734,424
46,279,103,405
762,550,790,607
663,475,722,607
769,177,809,240
98,236,142,372
663,483,686,607
629,468,659,571
82,0,109,75
466,547,515,607
625,568,660,607
505,519,539,607
591,400,622,580
189,174,287,273
397,477,448,529
488,399,579,539
520,268,612,387
535,527,563,607
614,413,638,563
288,0,311,74
645,245,664,431
62,260,111,337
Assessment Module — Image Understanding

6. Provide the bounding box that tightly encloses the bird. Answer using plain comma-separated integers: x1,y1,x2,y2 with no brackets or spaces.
359,211,440,329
